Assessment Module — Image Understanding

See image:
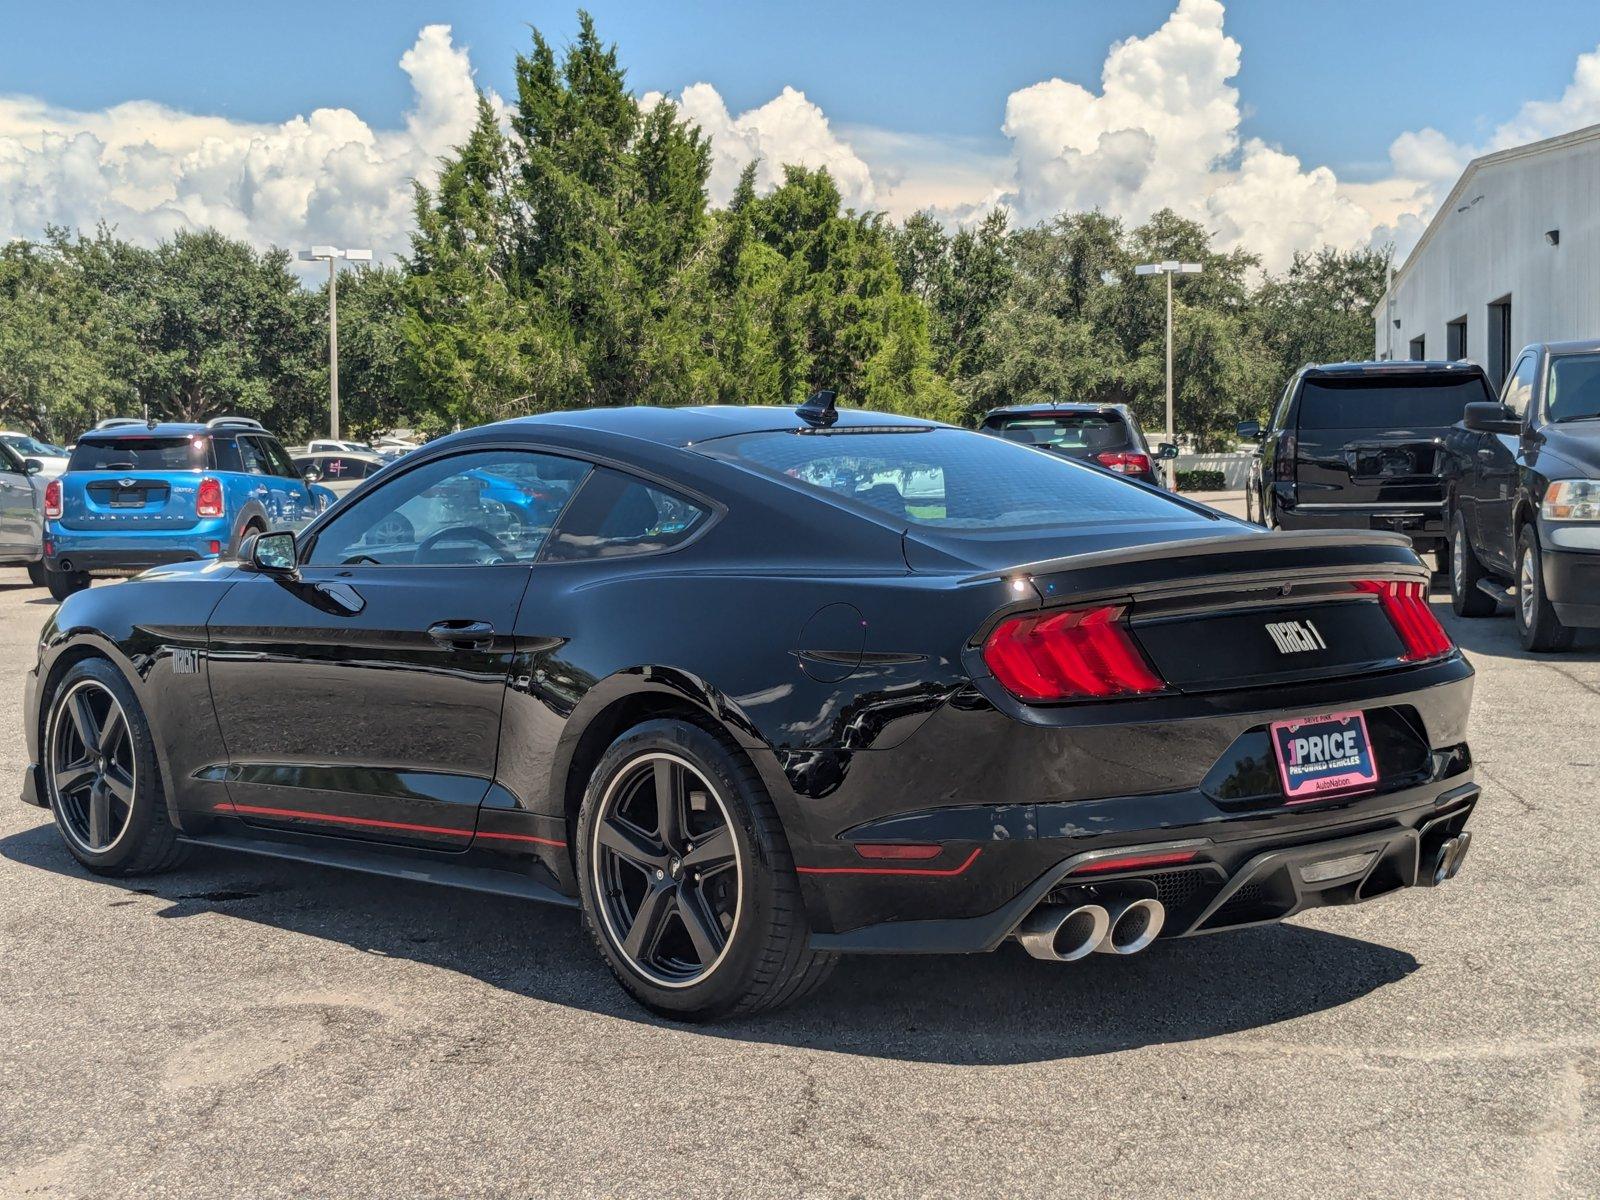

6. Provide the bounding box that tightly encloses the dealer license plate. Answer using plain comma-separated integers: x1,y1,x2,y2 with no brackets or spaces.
1269,710,1378,803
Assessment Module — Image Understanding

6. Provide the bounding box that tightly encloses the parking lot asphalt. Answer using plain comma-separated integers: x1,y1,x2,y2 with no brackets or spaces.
0,564,1596,1199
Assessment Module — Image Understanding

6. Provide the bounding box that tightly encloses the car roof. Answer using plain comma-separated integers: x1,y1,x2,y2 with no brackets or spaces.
1302,360,1488,378
484,404,942,449
76,422,275,440
980,402,1128,419
297,450,385,461
1538,339,1600,356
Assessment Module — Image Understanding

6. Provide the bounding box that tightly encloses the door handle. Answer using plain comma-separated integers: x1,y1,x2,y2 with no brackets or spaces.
427,620,495,651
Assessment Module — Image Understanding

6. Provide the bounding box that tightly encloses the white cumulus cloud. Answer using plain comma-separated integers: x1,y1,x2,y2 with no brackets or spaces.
0,24,485,267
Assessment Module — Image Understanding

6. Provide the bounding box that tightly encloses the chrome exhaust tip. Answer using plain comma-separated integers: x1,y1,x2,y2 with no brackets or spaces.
1017,902,1110,962
1094,897,1165,955
1427,832,1472,885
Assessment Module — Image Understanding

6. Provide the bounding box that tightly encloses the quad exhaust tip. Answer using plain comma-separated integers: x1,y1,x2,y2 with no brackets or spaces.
1095,897,1166,955
1017,902,1109,962
1427,831,1472,886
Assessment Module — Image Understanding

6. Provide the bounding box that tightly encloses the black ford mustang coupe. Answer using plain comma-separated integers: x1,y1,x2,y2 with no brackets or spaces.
21,400,1478,1019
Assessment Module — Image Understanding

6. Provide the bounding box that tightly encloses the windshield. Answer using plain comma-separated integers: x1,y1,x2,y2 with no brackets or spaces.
703,427,1182,529
1297,377,1492,431
983,413,1132,452
1547,353,1600,422
2,433,67,457
67,435,214,472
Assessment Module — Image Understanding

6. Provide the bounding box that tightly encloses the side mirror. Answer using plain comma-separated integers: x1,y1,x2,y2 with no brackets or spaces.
1155,442,1180,461
1463,402,1521,435
23,458,44,476
1235,420,1262,441
301,465,322,483
250,530,298,575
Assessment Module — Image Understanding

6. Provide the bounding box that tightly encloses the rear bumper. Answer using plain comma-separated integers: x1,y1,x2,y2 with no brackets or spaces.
810,780,1478,953
45,523,228,575
1276,499,1446,548
1541,544,1600,627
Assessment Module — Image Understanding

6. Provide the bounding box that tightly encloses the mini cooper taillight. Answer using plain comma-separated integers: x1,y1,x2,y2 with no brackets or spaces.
196,476,224,518
43,479,63,520
1355,580,1453,662
982,605,1166,701
1095,450,1153,476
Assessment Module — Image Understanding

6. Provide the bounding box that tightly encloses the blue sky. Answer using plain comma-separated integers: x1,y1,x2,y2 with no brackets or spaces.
3,0,1600,273
5,0,1597,178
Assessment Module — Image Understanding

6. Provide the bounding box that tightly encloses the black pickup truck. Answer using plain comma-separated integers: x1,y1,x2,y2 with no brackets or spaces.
1445,340,1600,651
1239,361,1498,567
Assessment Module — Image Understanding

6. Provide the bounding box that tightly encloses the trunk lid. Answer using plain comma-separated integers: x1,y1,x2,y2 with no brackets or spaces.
59,472,207,531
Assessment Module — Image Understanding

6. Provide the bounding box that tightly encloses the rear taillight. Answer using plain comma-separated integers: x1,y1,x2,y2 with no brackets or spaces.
196,477,224,518
1356,580,1453,662
982,605,1166,701
43,479,62,520
1095,451,1153,476
1274,432,1296,482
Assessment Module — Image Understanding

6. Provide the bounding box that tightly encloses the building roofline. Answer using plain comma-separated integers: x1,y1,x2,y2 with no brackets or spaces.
1373,120,1600,318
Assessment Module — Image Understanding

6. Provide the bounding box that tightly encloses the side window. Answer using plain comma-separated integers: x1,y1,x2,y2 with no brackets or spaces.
0,443,23,474
262,439,301,479
1270,379,1294,432
238,436,274,475
305,449,590,567
544,469,709,562
1502,354,1536,418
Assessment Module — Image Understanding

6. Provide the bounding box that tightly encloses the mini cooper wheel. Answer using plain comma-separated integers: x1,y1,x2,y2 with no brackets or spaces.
46,568,90,602
576,718,835,1020
43,658,186,876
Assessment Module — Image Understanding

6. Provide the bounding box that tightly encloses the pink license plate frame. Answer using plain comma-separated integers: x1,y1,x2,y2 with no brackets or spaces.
1269,710,1379,803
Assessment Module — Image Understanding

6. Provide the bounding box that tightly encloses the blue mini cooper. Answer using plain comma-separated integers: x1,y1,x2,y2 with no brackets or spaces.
43,417,334,600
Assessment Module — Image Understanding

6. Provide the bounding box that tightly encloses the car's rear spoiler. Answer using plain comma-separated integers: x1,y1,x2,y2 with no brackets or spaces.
961,528,1417,586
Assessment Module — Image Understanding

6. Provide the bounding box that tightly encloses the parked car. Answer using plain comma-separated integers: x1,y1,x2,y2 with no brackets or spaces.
0,439,49,585
0,432,70,477
1239,360,1499,569
292,451,388,496
22,398,1479,1020
978,402,1175,486
1445,339,1600,650
42,416,335,601
306,438,375,456
370,435,420,461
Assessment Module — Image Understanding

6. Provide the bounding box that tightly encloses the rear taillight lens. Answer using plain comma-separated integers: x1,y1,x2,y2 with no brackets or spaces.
982,605,1166,701
43,479,62,520
1095,451,1153,476
196,477,224,518
1356,580,1453,662
1274,432,1296,482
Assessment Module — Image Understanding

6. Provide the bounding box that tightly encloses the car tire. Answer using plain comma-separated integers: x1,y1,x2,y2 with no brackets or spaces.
576,716,836,1021
1515,526,1575,652
46,569,91,602
230,518,267,558
42,657,188,876
1449,512,1497,618
26,560,48,587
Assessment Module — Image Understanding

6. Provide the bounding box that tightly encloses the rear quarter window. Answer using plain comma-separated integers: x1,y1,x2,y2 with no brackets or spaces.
543,469,709,561
703,427,1180,529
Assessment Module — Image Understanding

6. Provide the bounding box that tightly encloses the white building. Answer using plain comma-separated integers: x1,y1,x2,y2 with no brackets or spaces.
1373,123,1600,386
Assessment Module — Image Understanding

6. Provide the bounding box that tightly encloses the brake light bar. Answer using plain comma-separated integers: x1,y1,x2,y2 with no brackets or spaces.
1070,850,1199,876
982,604,1165,701
43,479,63,520
1095,451,1152,476
1355,580,1453,662
196,476,224,518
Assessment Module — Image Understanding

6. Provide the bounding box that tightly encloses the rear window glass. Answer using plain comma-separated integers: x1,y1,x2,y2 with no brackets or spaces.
68,435,213,472
704,428,1180,529
1297,378,1491,431
983,413,1132,452
1547,353,1600,423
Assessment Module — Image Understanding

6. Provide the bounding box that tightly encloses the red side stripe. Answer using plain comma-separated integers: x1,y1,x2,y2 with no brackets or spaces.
795,847,982,877
211,801,566,848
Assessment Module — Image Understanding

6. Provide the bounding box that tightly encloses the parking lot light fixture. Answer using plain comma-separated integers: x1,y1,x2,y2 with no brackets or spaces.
1134,260,1203,487
299,246,372,440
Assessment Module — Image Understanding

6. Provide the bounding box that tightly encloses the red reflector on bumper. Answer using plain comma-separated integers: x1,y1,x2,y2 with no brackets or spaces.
854,843,944,861
1070,850,1199,876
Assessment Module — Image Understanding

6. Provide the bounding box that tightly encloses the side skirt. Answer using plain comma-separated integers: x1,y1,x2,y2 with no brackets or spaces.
177,831,580,909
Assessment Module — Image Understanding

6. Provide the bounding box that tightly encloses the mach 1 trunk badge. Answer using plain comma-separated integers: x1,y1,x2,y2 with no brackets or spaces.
1266,619,1327,654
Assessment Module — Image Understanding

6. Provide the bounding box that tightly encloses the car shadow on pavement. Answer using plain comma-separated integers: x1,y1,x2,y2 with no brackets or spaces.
2,821,1420,1065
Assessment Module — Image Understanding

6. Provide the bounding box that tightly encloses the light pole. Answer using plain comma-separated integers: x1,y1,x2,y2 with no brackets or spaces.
1134,260,1202,487
299,245,372,440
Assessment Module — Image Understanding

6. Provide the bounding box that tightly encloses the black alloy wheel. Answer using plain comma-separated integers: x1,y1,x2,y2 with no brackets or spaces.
49,679,137,855
591,752,741,988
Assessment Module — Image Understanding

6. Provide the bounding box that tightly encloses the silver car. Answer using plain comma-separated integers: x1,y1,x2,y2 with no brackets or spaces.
0,439,48,585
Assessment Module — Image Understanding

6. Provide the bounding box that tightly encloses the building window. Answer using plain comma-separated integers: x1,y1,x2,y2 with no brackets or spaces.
1446,316,1467,360
1487,295,1513,386
1409,335,1426,361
